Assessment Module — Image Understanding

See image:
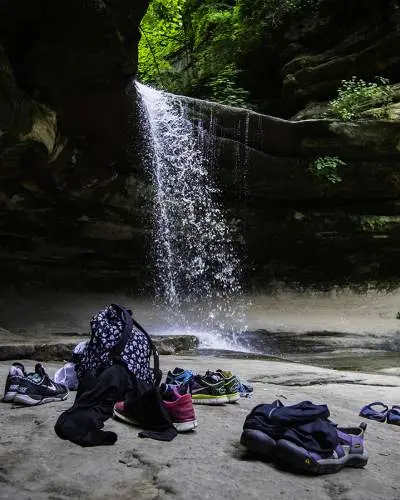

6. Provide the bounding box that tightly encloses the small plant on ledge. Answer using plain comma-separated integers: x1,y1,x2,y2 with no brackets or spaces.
308,156,348,184
327,76,394,120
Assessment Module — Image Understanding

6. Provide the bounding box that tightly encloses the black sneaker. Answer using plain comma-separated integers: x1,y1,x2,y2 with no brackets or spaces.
3,362,27,402
13,363,69,406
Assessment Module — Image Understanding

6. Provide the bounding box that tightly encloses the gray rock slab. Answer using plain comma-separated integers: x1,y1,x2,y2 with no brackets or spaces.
0,356,399,500
0,335,199,361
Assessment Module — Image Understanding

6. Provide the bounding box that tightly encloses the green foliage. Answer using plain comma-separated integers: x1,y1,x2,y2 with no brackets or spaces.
308,156,347,184
138,0,185,87
327,76,395,120
138,0,252,107
186,2,247,105
235,0,321,52
208,64,250,107
137,0,322,107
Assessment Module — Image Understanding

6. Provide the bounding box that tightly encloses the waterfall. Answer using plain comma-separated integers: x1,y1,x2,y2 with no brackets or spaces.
135,81,247,348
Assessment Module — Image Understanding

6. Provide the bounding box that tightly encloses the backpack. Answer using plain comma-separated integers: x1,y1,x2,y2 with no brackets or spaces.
76,304,161,386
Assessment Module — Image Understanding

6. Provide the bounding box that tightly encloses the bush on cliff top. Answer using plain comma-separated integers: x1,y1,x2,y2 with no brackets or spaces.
327,76,395,120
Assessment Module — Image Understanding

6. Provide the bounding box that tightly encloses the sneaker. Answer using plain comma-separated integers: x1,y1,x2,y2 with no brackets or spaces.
165,367,195,386
238,380,254,398
207,369,240,403
275,423,368,474
13,363,69,406
162,385,197,432
191,374,228,405
387,406,400,425
113,401,141,426
3,363,27,402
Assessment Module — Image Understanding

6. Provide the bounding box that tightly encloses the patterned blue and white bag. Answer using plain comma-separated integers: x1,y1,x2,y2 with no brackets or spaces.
75,304,160,385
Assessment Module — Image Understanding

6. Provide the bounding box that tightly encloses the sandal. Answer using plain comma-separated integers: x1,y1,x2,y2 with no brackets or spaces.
387,406,400,426
359,402,388,422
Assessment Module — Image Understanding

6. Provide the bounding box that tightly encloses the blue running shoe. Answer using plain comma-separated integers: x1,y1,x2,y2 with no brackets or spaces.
165,367,195,386
238,380,254,398
387,406,400,426
275,423,368,474
359,402,388,422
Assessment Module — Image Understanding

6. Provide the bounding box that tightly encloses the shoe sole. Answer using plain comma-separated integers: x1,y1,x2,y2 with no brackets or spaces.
13,393,69,406
191,395,228,405
113,409,141,426
173,419,198,432
226,392,240,403
240,429,276,457
3,391,17,402
275,439,368,474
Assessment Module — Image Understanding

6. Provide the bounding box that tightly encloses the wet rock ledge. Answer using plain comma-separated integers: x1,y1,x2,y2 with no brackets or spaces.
0,335,199,362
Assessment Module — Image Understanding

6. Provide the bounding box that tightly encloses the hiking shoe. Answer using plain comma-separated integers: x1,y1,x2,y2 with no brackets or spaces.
275,423,368,474
3,363,27,402
387,406,400,426
240,399,284,457
207,370,240,403
240,429,276,458
13,363,69,406
191,374,228,405
113,401,141,426
162,385,197,432
165,367,195,386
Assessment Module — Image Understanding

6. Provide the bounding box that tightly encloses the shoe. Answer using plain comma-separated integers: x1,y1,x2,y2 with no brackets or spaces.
113,401,141,426
359,401,388,422
387,406,400,425
162,385,197,432
238,381,254,398
240,429,276,458
275,423,368,474
165,367,195,386
240,399,284,457
191,374,228,405
3,363,27,402
13,363,69,406
206,370,240,403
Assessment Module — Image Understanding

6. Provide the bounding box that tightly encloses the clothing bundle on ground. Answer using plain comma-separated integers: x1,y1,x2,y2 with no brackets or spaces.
54,341,87,390
240,399,368,474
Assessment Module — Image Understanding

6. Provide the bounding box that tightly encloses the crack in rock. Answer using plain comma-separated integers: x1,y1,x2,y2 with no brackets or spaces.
249,373,399,387
119,449,176,498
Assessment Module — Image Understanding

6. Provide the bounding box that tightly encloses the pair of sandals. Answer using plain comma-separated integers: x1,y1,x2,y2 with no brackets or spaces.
359,402,400,425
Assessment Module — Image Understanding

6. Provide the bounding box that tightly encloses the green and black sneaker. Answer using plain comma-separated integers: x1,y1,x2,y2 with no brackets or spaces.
207,370,241,403
191,374,228,405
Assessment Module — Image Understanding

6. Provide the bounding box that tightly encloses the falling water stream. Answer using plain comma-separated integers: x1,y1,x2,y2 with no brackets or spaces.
135,82,248,349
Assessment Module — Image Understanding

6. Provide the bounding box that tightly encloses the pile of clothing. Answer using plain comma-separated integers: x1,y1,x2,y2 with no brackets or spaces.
240,399,368,475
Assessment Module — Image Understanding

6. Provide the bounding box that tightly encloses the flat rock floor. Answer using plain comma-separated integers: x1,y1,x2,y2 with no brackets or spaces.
0,356,399,500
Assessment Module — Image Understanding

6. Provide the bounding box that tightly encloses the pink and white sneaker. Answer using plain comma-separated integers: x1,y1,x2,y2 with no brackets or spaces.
162,385,198,432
